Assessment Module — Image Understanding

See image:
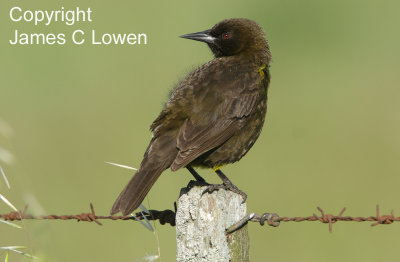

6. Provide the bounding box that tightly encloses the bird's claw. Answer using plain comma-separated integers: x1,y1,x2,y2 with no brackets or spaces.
202,182,247,203
187,180,210,190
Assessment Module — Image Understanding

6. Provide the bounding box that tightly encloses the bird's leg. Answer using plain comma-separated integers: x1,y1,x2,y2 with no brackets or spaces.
203,169,247,203
186,165,209,188
186,165,206,182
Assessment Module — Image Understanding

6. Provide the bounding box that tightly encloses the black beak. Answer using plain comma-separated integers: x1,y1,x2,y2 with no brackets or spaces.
180,29,216,44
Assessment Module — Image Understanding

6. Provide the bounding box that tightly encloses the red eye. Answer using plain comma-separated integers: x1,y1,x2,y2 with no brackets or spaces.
222,33,230,39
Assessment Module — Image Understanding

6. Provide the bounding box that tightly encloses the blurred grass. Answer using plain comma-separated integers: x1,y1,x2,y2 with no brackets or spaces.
1,0,400,261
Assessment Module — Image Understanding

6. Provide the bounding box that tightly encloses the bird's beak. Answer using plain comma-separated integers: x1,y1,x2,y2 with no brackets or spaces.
180,29,216,44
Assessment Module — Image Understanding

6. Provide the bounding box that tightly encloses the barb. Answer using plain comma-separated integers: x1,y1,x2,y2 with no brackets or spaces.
0,203,176,227
250,205,400,233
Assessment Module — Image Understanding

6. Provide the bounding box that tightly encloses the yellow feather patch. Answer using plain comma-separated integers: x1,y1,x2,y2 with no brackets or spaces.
213,165,225,171
258,64,267,79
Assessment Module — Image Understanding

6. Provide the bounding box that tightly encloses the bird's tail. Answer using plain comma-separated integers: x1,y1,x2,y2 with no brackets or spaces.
110,165,163,216
110,136,177,216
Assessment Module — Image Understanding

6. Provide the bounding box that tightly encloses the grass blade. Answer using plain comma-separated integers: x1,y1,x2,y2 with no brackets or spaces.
132,212,154,232
0,193,18,212
0,246,38,260
0,219,21,229
0,246,26,250
141,254,159,261
139,204,150,214
139,204,154,231
104,161,137,170
0,118,13,138
0,148,14,165
0,166,10,189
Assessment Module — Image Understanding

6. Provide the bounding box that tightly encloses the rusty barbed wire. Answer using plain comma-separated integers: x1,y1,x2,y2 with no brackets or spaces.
247,205,400,233
1,204,399,233
0,203,176,226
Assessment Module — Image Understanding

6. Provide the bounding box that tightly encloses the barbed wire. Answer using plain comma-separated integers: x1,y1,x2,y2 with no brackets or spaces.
0,203,176,226
227,205,400,233
1,204,399,233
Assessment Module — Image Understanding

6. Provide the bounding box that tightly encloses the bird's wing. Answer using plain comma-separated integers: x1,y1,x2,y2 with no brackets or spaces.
170,91,260,171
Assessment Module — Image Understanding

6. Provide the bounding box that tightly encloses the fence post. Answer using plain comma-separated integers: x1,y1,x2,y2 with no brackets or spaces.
176,185,249,262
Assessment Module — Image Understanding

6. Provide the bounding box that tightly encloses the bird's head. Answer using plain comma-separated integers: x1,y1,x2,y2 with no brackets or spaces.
180,18,270,62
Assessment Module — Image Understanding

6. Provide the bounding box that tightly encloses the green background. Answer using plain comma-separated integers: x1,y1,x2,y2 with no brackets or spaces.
1,0,400,261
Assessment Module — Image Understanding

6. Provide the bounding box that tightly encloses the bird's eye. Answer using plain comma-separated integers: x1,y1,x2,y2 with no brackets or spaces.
222,33,231,40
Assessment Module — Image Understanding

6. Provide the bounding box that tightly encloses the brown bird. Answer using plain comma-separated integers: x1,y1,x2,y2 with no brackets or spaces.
111,18,271,216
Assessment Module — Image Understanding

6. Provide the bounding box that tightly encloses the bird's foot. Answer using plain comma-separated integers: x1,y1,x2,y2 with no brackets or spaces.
187,180,210,190
203,181,247,203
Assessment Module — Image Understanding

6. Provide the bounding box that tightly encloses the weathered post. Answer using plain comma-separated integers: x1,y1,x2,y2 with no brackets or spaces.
176,186,249,262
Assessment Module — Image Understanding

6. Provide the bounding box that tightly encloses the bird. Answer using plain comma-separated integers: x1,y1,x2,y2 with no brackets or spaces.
110,18,272,216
